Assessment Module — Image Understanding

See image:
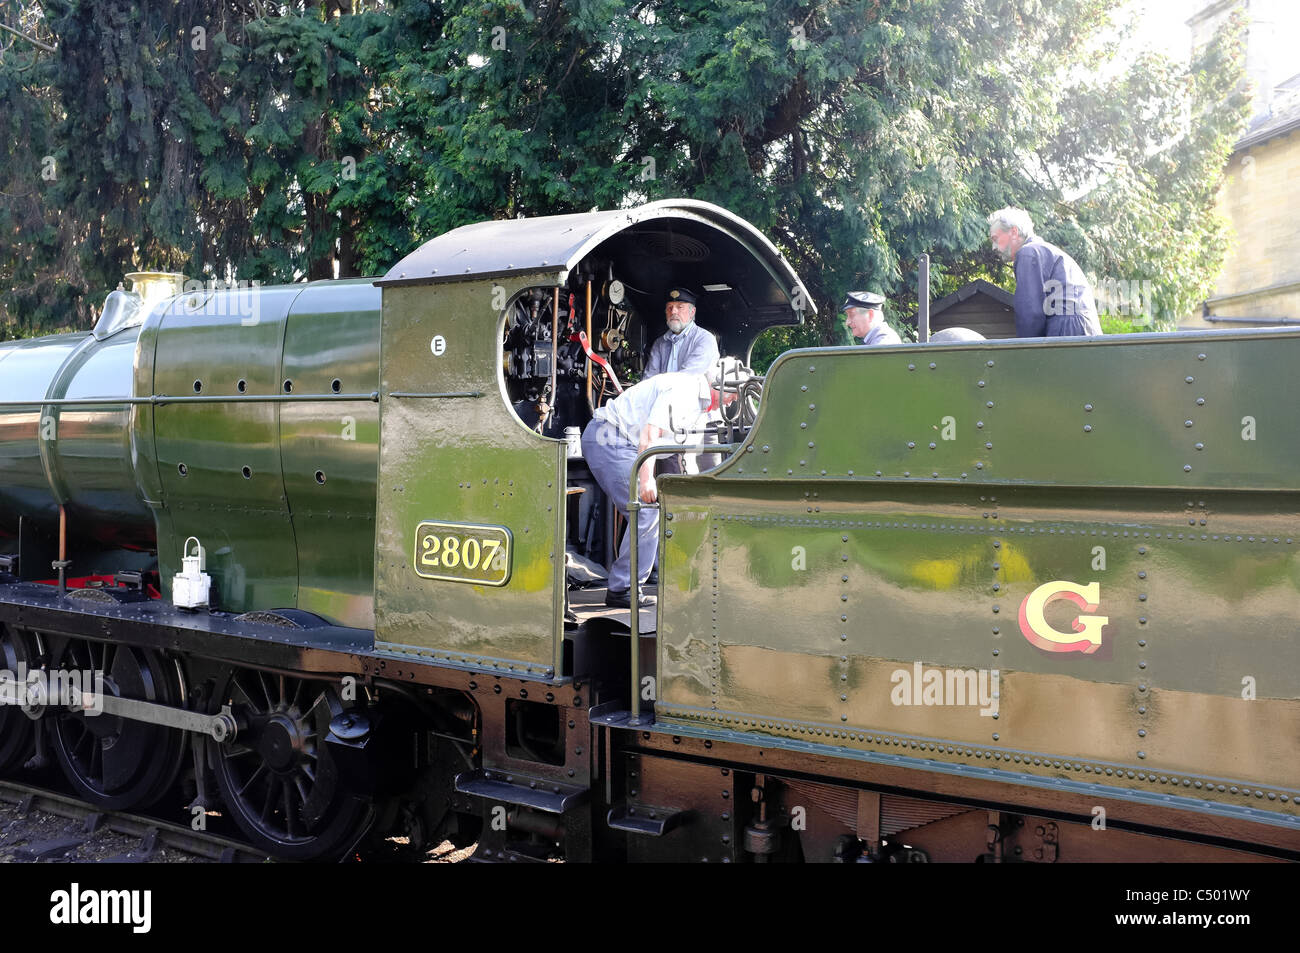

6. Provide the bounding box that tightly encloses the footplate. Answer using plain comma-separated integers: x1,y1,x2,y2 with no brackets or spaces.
454,768,588,814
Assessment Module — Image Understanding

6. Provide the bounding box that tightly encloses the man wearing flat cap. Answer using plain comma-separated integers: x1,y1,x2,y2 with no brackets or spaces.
644,287,719,379
843,291,901,346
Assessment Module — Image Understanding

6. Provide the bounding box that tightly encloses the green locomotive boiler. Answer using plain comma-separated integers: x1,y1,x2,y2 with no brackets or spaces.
0,198,1296,863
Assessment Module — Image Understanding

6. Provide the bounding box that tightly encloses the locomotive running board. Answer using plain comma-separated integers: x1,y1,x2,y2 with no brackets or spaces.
606,804,685,837
453,768,588,814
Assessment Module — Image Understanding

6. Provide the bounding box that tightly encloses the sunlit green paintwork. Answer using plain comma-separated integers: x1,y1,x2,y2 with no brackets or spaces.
280,282,381,628
0,329,152,549
146,285,304,612
0,279,382,623
656,330,1300,818
372,275,566,677
128,279,383,627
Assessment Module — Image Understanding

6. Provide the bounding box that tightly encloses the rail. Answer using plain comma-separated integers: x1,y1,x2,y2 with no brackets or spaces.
0,392,381,407
0,778,274,863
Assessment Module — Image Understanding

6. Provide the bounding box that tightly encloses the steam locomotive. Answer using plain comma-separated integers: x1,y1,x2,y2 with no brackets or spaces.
0,199,1296,862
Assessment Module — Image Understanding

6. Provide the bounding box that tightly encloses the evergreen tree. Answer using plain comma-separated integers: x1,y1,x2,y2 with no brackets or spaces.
0,0,1249,353
0,0,64,336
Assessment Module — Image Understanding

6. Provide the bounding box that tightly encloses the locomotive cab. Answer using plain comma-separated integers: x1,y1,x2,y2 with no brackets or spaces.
372,200,814,677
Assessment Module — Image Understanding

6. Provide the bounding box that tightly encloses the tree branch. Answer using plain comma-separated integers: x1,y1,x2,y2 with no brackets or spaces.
0,20,56,53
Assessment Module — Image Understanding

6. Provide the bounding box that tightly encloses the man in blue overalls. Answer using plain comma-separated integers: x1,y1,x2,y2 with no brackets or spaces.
582,358,745,609
987,207,1102,338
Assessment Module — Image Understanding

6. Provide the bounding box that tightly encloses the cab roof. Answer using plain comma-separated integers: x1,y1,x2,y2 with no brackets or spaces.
375,199,816,319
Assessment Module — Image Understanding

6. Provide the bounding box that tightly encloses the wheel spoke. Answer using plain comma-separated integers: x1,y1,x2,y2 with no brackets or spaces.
231,675,257,712
261,776,280,822
236,761,267,798
256,671,273,710
282,785,295,836
73,722,94,758
306,690,327,720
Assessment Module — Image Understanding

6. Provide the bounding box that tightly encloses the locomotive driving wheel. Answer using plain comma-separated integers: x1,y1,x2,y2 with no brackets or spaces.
0,625,38,774
210,668,367,861
49,639,187,810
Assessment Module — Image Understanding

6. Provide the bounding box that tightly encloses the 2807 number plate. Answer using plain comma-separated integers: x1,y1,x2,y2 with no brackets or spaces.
412,521,512,586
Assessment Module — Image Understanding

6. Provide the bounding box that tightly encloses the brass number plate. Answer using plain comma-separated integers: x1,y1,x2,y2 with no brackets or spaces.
412,521,512,586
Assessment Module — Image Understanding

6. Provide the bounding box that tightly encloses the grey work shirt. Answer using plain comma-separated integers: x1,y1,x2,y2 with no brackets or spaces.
644,320,719,377
858,322,902,346
1012,237,1102,337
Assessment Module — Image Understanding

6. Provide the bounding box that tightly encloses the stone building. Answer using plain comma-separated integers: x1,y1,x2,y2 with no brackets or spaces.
1183,0,1300,328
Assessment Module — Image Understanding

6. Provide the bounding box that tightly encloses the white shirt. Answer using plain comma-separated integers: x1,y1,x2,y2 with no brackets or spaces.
591,372,713,446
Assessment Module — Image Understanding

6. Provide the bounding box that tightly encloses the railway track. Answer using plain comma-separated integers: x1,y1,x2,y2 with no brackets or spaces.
0,778,274,863
0,778,478,864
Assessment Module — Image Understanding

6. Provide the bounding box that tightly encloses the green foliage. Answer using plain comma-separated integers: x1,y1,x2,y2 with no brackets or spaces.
0,0,1250,348
750,321,835,374
1099,312,1171,335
